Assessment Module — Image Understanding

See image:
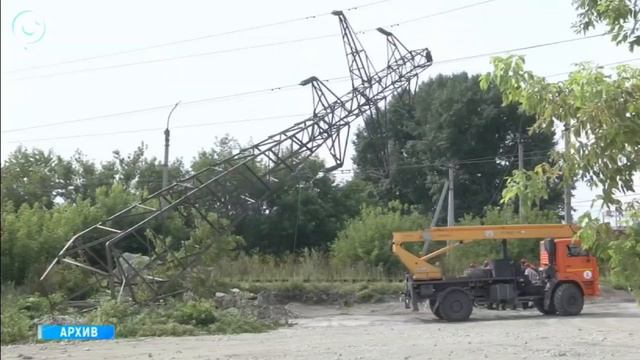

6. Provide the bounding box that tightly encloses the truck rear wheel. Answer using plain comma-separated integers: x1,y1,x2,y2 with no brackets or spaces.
438,288,473,322
553,283,583,316
429,299,443,319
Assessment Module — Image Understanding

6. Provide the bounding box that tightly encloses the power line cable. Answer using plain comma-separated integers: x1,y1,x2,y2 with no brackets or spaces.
573,193,640,204
6,52,633,136
4,54,636,142
5,31,613,82
7,34,342,81
6,113,307,143
1,82,317,133
3,0,393,74
545,57,640,78
5,0,505,81
384,0,498,28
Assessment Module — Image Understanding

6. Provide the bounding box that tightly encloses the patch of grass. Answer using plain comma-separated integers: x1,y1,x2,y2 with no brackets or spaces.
0,294,278,345
210,250,400,284
0,288,69,345
209,312,274,334
85,299,276,339
241,281,403,305
0,296,32,344
172,299,218,326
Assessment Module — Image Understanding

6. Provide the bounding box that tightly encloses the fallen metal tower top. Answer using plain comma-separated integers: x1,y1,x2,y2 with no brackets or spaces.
41,11,433,302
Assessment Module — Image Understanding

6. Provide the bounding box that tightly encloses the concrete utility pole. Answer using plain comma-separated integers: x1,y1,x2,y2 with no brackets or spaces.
564,123,572,224
518,135,524,222
447,163,455,227
162,101,181,207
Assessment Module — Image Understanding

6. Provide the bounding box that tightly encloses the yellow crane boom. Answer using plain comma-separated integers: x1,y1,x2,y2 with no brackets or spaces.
392,224,579,280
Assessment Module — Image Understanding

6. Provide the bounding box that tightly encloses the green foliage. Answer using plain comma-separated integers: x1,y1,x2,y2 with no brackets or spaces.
0,184,135,288
172,300,218,326
443,206,560,275
241,281,403,305
185,250,394,300
481,6,639,297
0,290,68,344
181,213,244,266
573,0,640,50
84,298,273,339
501,163,560,214
0,296,32,344
578,204,640,300
209,312,274,334
332,202,425,271
481,57,639,206
353,72,559,217
1,147,66,209
237,159,375,254
0,145,186,209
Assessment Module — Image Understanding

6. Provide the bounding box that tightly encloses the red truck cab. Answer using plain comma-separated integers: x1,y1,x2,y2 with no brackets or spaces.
540,238,600,297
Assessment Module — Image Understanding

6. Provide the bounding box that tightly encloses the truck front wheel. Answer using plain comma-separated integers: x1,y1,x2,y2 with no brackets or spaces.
553,283,584,316
438,288,473,322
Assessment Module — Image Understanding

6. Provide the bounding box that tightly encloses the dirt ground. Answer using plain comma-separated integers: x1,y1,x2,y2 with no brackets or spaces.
3,294,639,360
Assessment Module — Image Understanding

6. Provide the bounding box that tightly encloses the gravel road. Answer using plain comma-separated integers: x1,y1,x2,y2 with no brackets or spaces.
3,298,639,360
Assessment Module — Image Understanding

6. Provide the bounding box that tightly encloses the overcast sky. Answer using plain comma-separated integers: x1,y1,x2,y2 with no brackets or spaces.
2,0,638,218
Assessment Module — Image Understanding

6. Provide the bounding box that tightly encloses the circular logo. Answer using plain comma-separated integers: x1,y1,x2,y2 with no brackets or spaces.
12,10,47,48
583,270,593,280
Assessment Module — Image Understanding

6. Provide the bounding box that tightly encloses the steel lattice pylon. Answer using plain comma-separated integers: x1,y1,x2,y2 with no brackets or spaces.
41,11,433,302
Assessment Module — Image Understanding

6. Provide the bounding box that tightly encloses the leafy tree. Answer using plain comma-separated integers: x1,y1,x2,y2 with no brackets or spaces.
578,203,640,300
332,201,425,271
191,135,242,173
481,58,639,207
237,158,376,254
1,147,74,208
481,3,640,297
1,145,186,209
353,73,559,218
112,143,186,194
447,206,561,275
0,199,102,285
573,0,640,50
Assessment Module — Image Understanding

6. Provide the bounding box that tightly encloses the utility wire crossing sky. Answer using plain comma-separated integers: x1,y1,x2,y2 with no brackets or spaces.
1,0,637,216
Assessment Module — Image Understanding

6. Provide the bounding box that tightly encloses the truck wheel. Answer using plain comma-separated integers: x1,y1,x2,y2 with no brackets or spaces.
553,283,584,316
438,288,473,322
534,299,556,315
429,299,443,320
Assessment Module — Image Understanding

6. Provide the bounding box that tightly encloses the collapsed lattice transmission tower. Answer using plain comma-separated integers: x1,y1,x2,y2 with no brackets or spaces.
41,11,433,302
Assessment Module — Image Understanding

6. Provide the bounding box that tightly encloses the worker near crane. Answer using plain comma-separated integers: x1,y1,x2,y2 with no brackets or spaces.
525,262,540,284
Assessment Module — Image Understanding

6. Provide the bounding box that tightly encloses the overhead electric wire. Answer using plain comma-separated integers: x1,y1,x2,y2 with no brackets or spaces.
5,0,505,81
545,57,640,78
3,0,393,74
384,0,498,28
573,193,640,204
1,82,314,133
7,53,634,137
5,113,308,144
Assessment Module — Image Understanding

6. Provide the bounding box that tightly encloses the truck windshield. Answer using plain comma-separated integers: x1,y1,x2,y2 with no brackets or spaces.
567,244,589,257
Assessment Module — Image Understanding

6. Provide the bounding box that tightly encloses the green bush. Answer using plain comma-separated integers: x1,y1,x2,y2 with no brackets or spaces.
210,312,273,334
441,206,560,276
242,281,402,305
332,201,425,272
171,300,218,326
134,323,198,337
579,207,640,302
0,298,32,344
